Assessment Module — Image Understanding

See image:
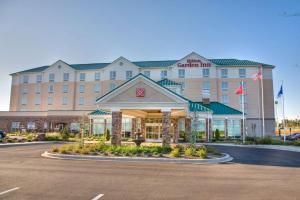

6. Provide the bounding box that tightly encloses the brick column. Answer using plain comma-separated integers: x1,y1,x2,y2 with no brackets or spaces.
111,111,122,145
131,118,137,139
185,118,191,142
206,118,212,142
173,118,179,144
224,119,228,139
162,111,171,147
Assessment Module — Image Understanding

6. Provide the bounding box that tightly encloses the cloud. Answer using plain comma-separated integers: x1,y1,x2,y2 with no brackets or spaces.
280,11,300,17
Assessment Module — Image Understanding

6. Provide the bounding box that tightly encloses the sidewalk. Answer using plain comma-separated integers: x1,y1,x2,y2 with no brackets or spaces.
203,143,300,153
0,141,67,147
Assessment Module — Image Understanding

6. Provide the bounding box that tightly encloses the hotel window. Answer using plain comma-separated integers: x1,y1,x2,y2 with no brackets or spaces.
49,73,55,82
22,75,29,84
109,83,116,91
110,71,116,80
221,81,228,92
221,69,228,78
35,85,41,94
36,75,42,83
62,96,68,105
94,83,100,93
35,95,41,105
239,94,248,104
202,81,210,97
239,69,246,78
11,122,20,130
203,68,210,77
48,84,54,93
62,85,69,93
22,85,28,94
21,95,27,105
161,70,167,79
80,73,86,81
144,71,150,78
221,95,229,105
178,69,185,78
79,85,85,93
48,97,53,105
63,73,69,81
79,97,84,105
27,122,36,130
95,72,100,81
126,71,133,80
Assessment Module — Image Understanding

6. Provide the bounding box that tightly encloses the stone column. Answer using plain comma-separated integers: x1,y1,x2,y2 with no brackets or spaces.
206,118,212,142
173,118,179,144
141,118,146,137
224,119,228,139
185,118,191,142
111,111,122,146
162,111,171,147
131,118,137,139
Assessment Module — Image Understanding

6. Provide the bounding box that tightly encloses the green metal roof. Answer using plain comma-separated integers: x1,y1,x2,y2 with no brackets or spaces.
11,57,274,75
189,101,212,112
190,102,242,115
89,109,111,116
157,78,181,86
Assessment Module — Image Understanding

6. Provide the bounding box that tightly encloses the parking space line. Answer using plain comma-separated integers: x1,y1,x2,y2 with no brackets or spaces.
91,193,104,200
0,187,20,196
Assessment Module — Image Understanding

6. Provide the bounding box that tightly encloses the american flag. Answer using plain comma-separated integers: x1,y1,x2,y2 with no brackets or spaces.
253,70,263,81
136,88,145,97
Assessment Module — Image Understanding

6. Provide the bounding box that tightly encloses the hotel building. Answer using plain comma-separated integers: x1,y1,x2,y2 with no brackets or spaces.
0,52,275,144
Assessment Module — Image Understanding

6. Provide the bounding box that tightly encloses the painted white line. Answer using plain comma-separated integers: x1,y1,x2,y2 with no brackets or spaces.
92,194,104,200
0,187,20,196
91,193,104,200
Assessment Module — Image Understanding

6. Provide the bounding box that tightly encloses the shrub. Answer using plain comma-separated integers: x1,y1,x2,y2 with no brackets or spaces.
257,136,272,144
170,148,180,157
196,148,207,159
214,129,220,141
60,127,70,141
26,134,34,141
185,147,195,157
51,145,59,153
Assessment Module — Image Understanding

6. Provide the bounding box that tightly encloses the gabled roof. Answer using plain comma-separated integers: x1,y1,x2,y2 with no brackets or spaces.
89,109,111,115
190,102,242,115
10,55,275,75
96,73,190,104
157,78,182,86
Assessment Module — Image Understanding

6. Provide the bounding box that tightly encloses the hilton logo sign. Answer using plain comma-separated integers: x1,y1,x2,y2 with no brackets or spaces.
136,88,145,97
177,59,211,68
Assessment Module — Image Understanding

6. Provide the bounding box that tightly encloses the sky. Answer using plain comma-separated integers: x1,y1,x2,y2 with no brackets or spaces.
0,0,299,119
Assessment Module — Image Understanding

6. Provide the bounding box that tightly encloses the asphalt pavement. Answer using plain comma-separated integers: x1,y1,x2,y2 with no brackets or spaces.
0,144,299,200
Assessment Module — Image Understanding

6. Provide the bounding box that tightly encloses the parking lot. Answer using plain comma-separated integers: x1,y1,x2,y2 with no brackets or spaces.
0,144,300,200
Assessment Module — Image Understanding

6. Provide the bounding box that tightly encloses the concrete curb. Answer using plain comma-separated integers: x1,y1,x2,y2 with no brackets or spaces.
203,143,300,153
0,141,70,148
42,151,233,165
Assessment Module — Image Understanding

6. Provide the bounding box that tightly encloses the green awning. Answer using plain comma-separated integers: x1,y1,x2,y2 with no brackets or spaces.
89,109,111,116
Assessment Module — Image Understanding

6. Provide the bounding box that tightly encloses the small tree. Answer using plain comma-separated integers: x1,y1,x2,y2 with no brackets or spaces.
105,129,110,141
60,127,69,141
79,115,89,147
214,129,220,141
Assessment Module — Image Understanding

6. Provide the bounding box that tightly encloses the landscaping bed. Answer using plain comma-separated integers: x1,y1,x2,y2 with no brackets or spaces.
50,142,223,159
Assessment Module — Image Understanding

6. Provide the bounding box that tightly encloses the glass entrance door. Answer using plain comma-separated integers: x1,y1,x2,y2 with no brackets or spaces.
145,123,162,142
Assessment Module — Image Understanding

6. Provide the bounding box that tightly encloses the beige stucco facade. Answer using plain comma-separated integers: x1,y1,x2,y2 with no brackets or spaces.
5,52,275,137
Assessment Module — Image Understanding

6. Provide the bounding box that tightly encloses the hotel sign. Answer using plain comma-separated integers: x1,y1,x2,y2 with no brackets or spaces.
177,59,211,67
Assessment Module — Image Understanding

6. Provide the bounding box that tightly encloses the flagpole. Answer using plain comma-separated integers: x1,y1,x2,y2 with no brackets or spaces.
257,67,262,137
260,66,265,138
282,81,286,142
242,81,245,143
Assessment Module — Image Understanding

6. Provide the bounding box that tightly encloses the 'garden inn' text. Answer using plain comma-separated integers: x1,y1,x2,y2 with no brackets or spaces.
0,52,275,144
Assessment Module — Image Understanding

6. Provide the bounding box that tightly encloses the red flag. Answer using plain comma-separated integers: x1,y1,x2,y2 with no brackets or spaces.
235,85,244,95
252,70,263,81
